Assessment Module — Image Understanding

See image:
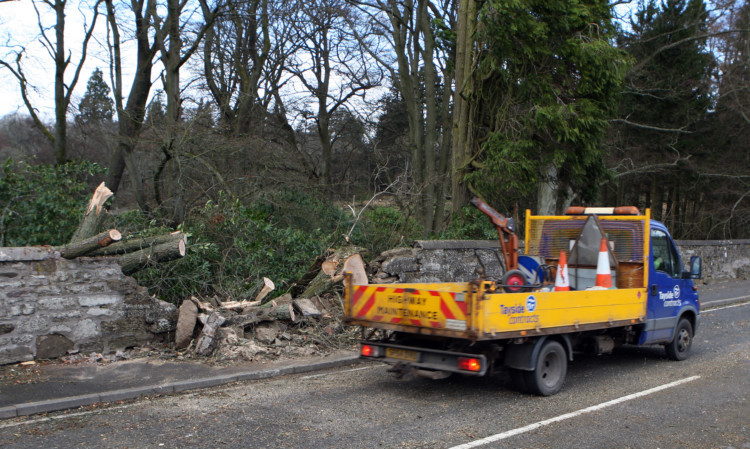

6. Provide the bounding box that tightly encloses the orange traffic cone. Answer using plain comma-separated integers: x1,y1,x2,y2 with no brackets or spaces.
595,238,613,289
554,251,570,291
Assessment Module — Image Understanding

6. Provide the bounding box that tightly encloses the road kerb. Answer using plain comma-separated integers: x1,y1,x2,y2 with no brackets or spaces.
3,354,361,419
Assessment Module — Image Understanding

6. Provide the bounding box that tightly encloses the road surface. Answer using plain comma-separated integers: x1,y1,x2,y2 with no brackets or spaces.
1,302,748,448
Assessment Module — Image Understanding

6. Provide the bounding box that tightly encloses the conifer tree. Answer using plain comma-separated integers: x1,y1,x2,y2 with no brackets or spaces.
76,68,115,125
459,0,628,214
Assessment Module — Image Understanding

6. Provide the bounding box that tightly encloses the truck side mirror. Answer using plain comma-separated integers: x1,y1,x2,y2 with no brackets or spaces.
688,256,702,279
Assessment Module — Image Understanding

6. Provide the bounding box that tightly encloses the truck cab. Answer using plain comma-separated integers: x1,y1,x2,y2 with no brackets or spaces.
641,220,702,359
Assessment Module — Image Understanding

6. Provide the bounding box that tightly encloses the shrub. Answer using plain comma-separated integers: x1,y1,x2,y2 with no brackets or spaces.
133,192,338,303
349,205,424,255
0,159,105,246
438,204,498,240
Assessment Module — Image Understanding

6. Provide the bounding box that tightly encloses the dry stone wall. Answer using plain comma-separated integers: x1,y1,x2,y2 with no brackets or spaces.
372,240,750,284
0,247,177,365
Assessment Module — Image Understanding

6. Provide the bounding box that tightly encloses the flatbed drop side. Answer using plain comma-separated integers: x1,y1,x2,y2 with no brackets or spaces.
344,207,702,395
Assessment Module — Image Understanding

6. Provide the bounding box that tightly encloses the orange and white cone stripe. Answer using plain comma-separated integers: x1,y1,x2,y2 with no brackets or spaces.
595,238,613,289
554,250,570,291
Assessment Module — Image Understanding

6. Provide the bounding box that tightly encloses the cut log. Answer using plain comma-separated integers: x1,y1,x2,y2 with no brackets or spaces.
224,312,262,327
175,300,198,350
217,299,261,311
58,229,122,259
301,246,365,298
321,260,338,276
293,298,321,318
342,253,368,285
189,296,215,312
118,238,186,275
88,232,186,256
70,182,113,243
243,298,296,322
254,277,275,303
194,312,226,356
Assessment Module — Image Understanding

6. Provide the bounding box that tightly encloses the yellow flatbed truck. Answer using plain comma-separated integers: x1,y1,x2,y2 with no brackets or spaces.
344,206,703,395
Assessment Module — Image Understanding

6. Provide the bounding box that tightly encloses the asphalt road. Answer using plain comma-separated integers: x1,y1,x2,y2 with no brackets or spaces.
1,302,748,449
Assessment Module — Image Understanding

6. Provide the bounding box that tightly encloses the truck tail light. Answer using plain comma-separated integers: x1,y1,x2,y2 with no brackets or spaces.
457,357,482,372
361,344,383,358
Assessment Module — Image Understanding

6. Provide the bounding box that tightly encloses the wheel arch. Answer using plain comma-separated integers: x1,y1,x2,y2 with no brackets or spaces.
503,334,573,371
671,307,698,342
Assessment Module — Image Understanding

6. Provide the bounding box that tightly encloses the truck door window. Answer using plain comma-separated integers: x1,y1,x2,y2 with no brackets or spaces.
651,229,680,278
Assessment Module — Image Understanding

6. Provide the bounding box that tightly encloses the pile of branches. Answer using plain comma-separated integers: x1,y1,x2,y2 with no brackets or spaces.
175,249,368,358
55,183,186,274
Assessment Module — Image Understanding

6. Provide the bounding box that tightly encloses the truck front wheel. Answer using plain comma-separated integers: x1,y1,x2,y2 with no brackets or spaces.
665,318,693,361
524,340,567,396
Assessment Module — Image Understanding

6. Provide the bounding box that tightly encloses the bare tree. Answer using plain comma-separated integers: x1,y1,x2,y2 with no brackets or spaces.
104,0,162,211
349,0,456,233
286,0,382,187
0,0,103,164
152,0,220,224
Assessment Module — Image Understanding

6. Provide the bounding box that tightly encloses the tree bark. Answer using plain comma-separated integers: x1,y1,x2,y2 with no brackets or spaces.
194,312,225,356
87,232,186,256
118,238,186,275
59,229,122,259
70,182,114,243
451,0,477,212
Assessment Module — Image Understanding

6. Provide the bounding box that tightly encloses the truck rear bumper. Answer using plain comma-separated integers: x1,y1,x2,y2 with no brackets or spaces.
359,341,489,376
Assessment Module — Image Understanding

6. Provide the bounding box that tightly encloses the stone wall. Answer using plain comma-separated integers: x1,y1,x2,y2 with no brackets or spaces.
0,247,177,365
372,239,750,284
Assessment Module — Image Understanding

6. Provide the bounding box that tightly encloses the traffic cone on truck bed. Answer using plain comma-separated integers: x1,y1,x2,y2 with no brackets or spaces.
595,238,613,289
554,251,570,291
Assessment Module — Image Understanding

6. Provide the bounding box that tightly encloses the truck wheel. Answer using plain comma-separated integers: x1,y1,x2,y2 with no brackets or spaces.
665,318,693,361
524,340,567,396
502,269,528,293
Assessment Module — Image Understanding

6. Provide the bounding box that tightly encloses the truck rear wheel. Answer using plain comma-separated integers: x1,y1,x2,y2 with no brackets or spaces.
665,318,693,361
524,340,567,396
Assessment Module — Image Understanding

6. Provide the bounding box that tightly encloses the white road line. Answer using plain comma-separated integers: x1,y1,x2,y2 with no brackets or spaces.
301,365,375,379
703,301,750,313
449,375,701,449
0,403,137,429
703,296,750,307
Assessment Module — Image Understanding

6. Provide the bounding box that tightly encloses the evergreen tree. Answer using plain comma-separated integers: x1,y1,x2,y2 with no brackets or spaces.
145,91,167,127
609,0,715,230
463,0,628,214
76,68,114,125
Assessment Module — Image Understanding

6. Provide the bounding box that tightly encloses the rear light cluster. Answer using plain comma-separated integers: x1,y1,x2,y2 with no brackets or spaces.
457,357,482,372
360,344,383,358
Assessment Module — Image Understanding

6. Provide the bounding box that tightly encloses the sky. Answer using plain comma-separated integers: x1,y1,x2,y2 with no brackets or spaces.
0,0,131,121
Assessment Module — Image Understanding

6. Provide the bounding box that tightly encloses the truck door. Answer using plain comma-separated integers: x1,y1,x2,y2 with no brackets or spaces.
640,226,697,344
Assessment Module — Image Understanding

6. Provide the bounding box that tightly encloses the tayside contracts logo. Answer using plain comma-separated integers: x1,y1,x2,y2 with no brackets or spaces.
500,295,540,324
659,285,682,307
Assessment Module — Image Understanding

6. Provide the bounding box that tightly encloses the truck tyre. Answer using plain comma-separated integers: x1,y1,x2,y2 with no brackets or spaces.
665,318,693,361
502,269,528,293
524,340,567,396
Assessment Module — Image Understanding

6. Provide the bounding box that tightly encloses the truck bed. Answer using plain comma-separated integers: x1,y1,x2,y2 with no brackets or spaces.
344,277,647,340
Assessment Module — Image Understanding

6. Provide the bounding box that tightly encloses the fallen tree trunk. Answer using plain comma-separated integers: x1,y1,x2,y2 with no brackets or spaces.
58,229,122,259
70,182,113,243
119,238,186,275
87,232,186,256
301,247,366,298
